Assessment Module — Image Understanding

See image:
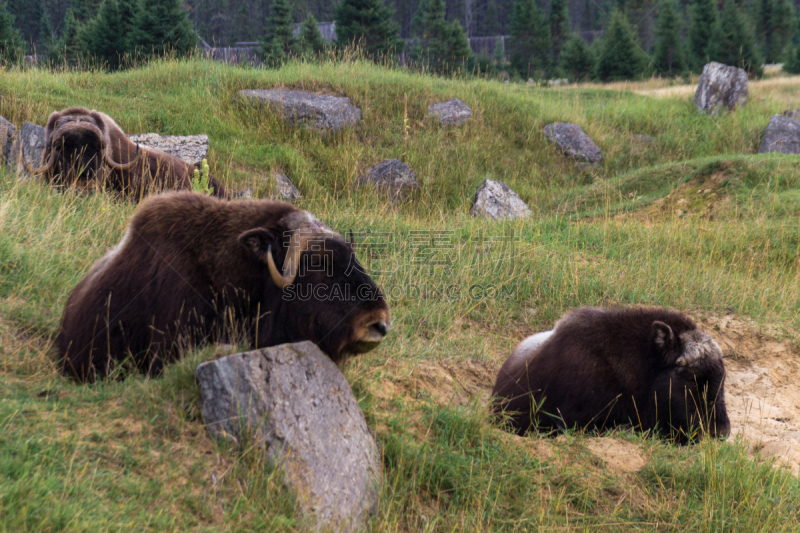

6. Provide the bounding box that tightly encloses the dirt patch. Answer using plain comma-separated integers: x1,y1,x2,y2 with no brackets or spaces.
586,437,647,474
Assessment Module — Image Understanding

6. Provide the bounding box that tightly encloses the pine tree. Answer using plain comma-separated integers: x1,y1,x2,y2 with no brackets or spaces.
784,43,800,73
549,0,570,67
0,1,22,64
259,0,295,65
296,13,326,56
596,8,649,81
334,0,402,58
84,0,127,69
653,0,686,76
48,8,88,66
446,20,473,69
560,33,594,81
415,0,449,70
758,0,795,63
687,0,718,71
510,0,551,79
709,0,762,76
117,0,138,52
131,0,196,58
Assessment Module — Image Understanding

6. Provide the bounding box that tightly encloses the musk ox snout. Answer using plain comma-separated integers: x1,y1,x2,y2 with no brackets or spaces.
492,306,730,443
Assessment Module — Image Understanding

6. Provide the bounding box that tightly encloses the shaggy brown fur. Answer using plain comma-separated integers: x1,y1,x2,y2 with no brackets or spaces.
56,192,391,382
493,307,730,442
24,107,226,199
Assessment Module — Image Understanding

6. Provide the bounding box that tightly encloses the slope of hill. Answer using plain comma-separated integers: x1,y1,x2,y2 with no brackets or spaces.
1,58,800,531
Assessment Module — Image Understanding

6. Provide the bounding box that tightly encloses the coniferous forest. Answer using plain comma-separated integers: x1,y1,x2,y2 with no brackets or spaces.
1,0,800,80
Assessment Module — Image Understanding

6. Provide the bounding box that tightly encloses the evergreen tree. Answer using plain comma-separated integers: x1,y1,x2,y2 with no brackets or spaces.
560,33,594,81
48,8,88,66
415,0,449,69
510,0,550,78
548,0,570,67
131,0,196,58
296,13,326,56
653,0,685,76
117,0,138,50
687,0,717,71
334,0,402,58
446,20,473,69
0,1,21,64
595,8,648,81
84,0,127,69
758,0,795,63
259,0,295,66
709,0,762,76
784,42,800,73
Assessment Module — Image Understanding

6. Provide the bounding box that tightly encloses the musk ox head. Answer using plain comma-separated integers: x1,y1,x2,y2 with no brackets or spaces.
492,307,730,443
20,107,140,186
238,210,391,361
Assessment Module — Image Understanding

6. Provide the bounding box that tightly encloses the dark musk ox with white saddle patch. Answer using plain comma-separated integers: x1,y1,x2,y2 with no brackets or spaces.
19,106,226,199
492,307,730,442
56,192,391,382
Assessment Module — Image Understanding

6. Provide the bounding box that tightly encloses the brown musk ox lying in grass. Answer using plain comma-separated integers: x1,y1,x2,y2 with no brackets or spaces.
20,106,227,199
493,307,730,443
56,192,391,382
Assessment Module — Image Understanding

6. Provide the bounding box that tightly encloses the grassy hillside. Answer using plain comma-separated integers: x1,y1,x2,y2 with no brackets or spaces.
1,57,800,532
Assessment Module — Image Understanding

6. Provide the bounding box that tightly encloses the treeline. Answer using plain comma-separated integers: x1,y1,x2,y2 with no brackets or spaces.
2,0,800,80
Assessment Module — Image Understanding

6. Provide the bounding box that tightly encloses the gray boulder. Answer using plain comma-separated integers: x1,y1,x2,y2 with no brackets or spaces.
470,178,532,221
195,342,381,532
693,62,749,114
758,114,800,154
427,98,472,126
238,89,362,133
237,172,301,201
357,159,419,199
127,133,209,166
10,122,47,179
0,115,15,166
543,122,603,165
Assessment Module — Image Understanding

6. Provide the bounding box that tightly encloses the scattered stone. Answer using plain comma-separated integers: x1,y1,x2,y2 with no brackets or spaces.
543,122,603,165
630,134,656,144
546,78,569,87
0,115,15,166
236,172,301,201
127,133,209,166
693,62,749,114
782,108,800,119
195,342,381,532
238,89,362,133
758,114,800,155
357,159,419,199
470,178,532,221
427,98,472,126
9,122,46,179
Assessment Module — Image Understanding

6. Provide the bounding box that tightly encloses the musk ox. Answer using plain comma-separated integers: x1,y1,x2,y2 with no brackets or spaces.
56,192,391,382
492,307,730,442
20,106,226,199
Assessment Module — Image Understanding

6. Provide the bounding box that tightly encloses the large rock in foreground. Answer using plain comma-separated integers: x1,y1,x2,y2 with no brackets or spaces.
427,98,472,126
9,122,46,179
196,342,380,532
543,122,603,165
357,159,419,199
127,133,209,166
758,114,800,154
238,89,362,133
470,178,532,220
0,115,15,166
693,62,748,114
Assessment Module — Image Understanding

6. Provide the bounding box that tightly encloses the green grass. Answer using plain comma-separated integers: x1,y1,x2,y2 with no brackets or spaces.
1,57,800,531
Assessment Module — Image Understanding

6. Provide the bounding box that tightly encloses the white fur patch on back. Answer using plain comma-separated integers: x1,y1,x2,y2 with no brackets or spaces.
508,330,554,366
676,330,723,367
84,228,130,284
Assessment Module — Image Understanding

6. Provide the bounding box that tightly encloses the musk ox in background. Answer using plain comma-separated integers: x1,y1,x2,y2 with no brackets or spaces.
57,192,391,382
492,307,730,442
20,106,226,199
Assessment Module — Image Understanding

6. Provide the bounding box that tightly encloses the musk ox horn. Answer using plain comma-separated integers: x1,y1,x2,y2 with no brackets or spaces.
102,140,141,171
18,144,57,175
266,244,297,288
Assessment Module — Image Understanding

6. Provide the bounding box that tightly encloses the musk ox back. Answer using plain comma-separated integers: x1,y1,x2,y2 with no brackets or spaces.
20,106,226,200
492,307,730,442
56,192,391,382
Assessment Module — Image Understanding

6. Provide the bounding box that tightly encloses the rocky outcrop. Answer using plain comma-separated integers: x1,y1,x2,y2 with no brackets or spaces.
543,122,603,165
10,122,47,179
470,178,532,221
357,159,419,199
693,62,749,114
238,89,362,133
427,98,472,126
195,342,380,532
127,133,209,166
758,114,800,154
